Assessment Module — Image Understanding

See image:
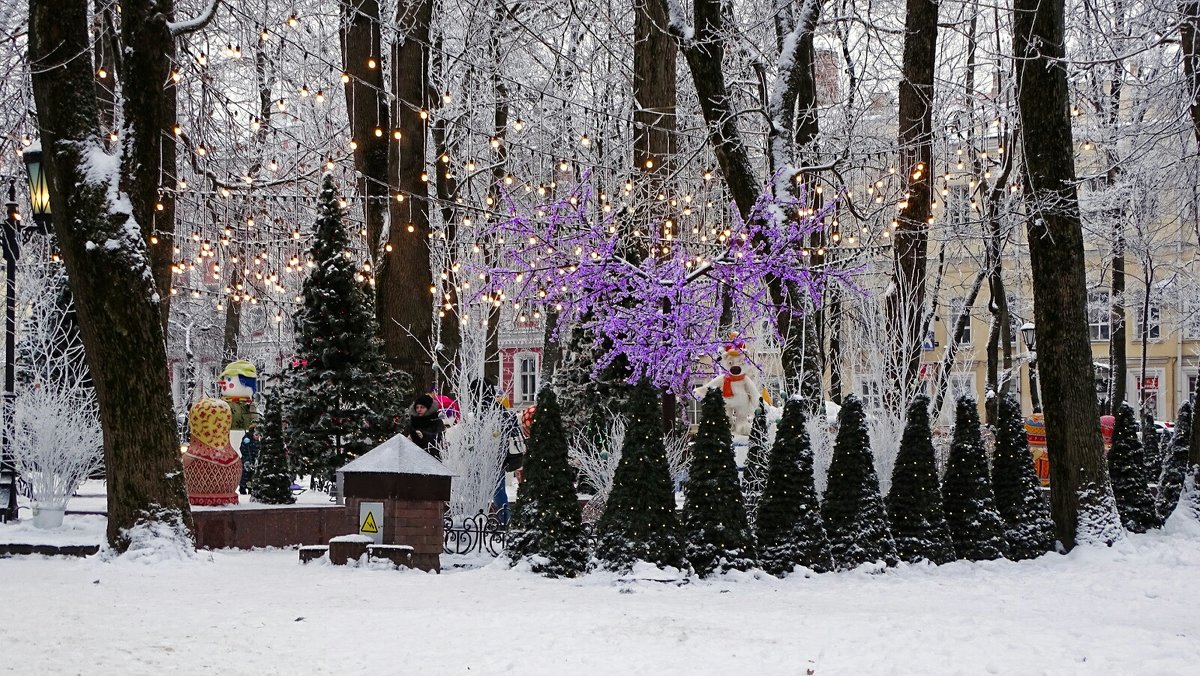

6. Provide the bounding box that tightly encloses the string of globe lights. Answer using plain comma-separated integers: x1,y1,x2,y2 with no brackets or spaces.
119,4,1032,322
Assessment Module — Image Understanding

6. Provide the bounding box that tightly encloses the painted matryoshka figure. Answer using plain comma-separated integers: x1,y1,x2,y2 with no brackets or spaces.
182,398,242,506
219,360,258,450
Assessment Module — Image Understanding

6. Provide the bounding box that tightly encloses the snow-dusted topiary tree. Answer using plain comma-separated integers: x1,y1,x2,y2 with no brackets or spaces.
741,401,771,521
508,388,588,577
592,380,686,573
942,397,1009,560
886,396,955,564
282,175,408,483
1157,402,1192,521
682,388,756,576
991,396,1054,559
756,399,832,575
1142,412,1163,482
569,414,689,523
1107,403,1159,532
821,395,897,569
250,387,295,505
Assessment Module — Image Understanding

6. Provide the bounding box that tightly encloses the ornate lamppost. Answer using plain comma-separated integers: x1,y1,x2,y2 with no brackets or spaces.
1020,322,1042,415
0,148,52,522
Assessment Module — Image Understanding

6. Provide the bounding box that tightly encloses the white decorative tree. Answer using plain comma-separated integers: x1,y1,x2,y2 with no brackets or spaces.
12,261,102,527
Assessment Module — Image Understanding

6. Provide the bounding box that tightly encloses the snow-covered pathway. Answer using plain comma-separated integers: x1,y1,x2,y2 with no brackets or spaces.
2,527,1196,675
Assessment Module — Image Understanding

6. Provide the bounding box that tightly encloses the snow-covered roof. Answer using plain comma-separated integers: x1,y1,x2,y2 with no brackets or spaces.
337,434,455,477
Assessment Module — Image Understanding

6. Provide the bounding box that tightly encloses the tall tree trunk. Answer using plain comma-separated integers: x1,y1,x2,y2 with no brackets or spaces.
381,0,436,391
339,0,391,263
887,0,939,413
222,267,243,362
1181,1,1200,146
1013,0,1119,549
634,0,678,430
118,0,178,331
30,0,193,550
1108,224,1126,414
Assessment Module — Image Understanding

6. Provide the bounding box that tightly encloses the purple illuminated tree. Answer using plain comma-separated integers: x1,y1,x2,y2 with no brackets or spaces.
469,177,856,394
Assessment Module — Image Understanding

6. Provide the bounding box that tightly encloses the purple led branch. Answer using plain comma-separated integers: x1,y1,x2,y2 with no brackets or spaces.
467,175,860,393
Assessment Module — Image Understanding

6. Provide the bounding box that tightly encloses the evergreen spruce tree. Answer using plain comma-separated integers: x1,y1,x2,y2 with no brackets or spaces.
756,399,832,575
1142,412,1162,482
282,175,408,484
821,395,897,569
885,396,955,564
250,388,296,505
741,401,770,520
593,380,686,573
1157,402,1192,521
681,389,756,576
991,395,1054,559
508,388,588,576
1107,403,1160,532
942,397,1009,560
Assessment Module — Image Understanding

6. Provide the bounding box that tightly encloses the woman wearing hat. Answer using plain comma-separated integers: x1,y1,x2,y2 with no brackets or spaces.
406,394,445,459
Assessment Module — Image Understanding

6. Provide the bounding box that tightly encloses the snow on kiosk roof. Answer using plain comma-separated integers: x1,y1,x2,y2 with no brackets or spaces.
338,433,455,477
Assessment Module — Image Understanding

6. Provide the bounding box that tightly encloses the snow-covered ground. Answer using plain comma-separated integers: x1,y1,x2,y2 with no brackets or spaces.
1,517,1197,675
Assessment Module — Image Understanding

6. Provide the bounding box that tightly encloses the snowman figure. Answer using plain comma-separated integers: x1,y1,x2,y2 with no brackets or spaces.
692,333,765,437
218,360,258,449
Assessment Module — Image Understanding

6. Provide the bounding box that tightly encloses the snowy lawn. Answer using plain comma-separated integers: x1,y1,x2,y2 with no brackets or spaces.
2,525,1197,675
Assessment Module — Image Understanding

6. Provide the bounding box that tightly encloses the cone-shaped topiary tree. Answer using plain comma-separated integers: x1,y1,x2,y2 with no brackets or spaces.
942,397,1009,560
742,401,770,521
681,388,756,576
251,388,296,505
282,175,408,484
1107,403,1160,533
1157,402,1192,521
593,380,687,572
1142,412,1162,482
821,395,897,569
885,395,955,564
991,395,1053,559
756,399,832,575
508,388,589,577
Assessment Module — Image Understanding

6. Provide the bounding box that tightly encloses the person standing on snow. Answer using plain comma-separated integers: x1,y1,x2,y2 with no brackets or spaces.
406,394,446,459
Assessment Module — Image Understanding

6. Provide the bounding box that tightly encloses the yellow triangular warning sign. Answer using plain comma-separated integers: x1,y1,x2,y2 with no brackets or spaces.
360,511,379,534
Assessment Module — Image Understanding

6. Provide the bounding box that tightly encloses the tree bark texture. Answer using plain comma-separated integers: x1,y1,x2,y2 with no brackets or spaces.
340,0,391,263
1013,0,1115,549
635,0,679,431
887,0,939,411
117,0,178,330
380,0,436,392
30,0,194,550
1181,2,1200,146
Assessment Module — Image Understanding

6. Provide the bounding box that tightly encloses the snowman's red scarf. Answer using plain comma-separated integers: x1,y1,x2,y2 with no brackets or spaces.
722,373,746,398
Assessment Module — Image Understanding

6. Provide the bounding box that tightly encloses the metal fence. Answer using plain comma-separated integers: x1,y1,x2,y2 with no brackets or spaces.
443,510,510,556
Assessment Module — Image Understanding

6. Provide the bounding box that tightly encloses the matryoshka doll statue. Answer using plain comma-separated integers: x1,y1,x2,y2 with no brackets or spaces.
182,398,242,505
218,360,258,449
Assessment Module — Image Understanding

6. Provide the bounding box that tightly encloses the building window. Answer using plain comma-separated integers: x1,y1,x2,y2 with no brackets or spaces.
1187,373,1199,404
1184,302,1200,340
855,375,884,412
1128,369,1163,420
1088,290,1111,342
949,297,972,345
516,354,538,404
941,372,978,423
947,185,970,228
1133,299,1160,341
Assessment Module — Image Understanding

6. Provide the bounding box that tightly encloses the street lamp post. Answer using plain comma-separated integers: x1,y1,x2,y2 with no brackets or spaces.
0,148,53,522
0,181,20,521
1020,322,1042,415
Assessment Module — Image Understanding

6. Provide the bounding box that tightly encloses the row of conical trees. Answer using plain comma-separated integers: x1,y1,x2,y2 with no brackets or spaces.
1109,400,1195,532
510,377,1064,577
